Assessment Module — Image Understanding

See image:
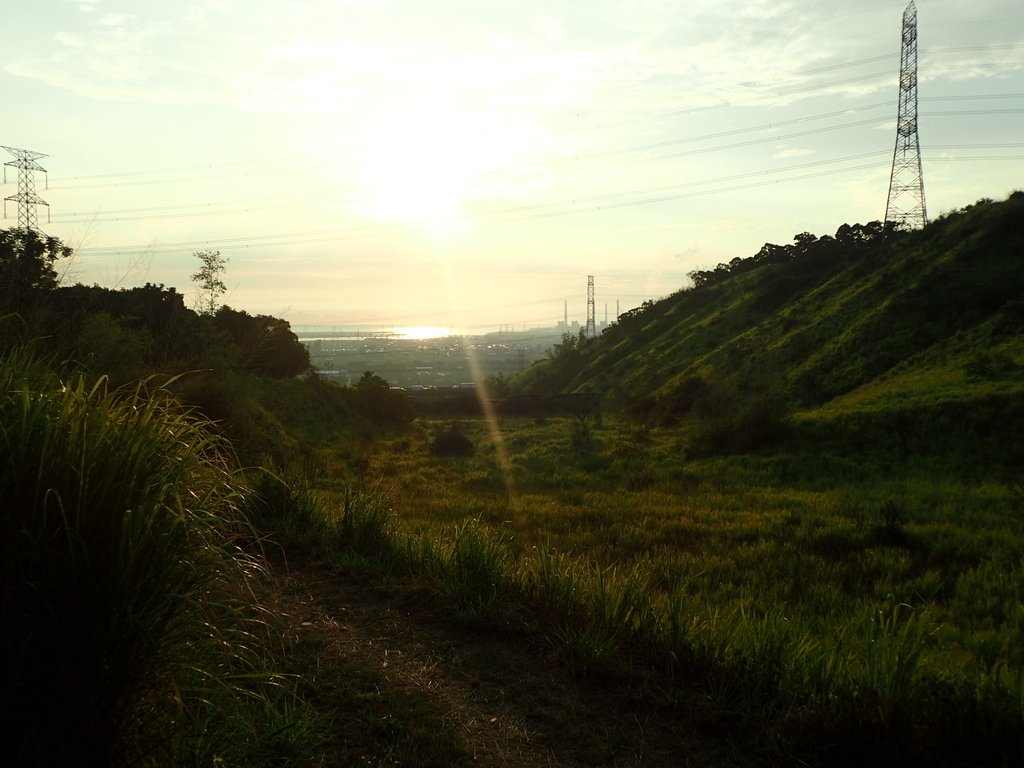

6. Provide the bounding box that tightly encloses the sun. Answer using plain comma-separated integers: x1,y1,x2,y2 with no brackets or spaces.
355,101,488,231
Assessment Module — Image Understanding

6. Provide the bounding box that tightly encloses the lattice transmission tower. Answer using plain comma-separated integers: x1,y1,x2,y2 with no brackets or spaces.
3,145,50,232
884,1,927,229
586,275,596,338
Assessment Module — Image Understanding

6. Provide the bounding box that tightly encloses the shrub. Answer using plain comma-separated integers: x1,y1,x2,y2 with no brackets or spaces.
430,422,475,457
0,354,314,765
336,488,396,558
689,388,792,456
872,499,909,547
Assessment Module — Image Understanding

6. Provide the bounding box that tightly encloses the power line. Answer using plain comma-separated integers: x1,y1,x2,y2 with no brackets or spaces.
72,134,1024,256
75,157,887,256
50,100,1017,227
40,40,1024,194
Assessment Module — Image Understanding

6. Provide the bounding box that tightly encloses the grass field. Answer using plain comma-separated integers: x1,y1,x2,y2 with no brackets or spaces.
318,412,1024,765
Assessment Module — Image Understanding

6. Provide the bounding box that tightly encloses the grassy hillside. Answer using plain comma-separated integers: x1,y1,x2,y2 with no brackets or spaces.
5,195,1023,766
516,193,1024,441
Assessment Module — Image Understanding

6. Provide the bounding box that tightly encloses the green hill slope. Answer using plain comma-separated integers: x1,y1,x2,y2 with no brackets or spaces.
517,193,1024,420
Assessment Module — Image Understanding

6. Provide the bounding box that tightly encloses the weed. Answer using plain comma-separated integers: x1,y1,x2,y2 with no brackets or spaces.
336,488,397,559
1006,475,1024,513
0,355,317,765
245,464,324,542
437,521,518,626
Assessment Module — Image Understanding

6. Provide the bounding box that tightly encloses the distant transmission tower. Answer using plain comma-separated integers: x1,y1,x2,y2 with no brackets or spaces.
586,275,596,338
3,145,50,232
884,1,927,229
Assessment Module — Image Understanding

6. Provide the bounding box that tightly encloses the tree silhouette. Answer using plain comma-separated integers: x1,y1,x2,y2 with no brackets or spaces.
0,228,71,313
191,250,228,315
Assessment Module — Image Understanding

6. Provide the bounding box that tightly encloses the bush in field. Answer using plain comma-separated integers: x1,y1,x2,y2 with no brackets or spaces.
688,383,791,456
0,352,318,766
430,421,475,457
872,499,909,546
337,488,397,558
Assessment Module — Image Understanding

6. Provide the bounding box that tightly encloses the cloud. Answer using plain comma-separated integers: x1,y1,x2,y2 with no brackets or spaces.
96,13,129,26
773,147,815,159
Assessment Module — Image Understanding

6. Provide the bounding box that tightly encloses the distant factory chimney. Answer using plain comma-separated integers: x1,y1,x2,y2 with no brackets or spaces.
586,275,596,338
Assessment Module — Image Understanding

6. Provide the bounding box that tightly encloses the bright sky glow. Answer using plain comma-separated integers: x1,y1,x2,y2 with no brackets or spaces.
3,0,1022,331
394,326,452,340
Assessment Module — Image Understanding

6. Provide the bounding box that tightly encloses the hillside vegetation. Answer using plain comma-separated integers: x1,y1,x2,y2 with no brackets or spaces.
516,193,1024,464
3,194,1024,767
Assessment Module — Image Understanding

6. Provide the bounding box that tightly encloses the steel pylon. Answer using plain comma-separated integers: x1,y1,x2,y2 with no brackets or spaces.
885,2,927,229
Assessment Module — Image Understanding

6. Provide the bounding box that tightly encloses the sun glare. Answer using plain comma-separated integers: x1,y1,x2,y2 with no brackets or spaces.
394,325,451,340
354,102,487,230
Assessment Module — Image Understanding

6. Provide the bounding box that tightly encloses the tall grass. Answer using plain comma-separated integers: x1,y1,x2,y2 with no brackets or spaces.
436,520,517,625
315,463,1024,766
524,549,655,673
0,353,319,766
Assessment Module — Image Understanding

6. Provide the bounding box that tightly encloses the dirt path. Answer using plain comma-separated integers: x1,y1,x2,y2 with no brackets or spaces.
268,552,750,768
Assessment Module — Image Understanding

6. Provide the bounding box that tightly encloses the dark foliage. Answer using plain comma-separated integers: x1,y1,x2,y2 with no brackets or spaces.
0,228,71,314
688,386,792,456
430,423,475,457
660,375,715,421
212,306,310,378
686,220,899,291
517,193,1024,452
47,283,202,379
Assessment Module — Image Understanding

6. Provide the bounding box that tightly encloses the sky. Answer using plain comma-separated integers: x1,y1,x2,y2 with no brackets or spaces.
3,0,1022,333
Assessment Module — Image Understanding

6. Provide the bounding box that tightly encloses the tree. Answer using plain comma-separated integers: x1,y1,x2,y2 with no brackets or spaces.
212,306,310,377
618,300,655,327
191,250,228,315
0,228,72,313
549,329,587,360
